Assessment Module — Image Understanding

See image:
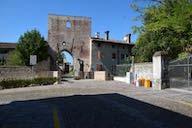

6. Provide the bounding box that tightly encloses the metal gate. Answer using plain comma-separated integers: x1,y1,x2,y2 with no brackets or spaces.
168,55,192,90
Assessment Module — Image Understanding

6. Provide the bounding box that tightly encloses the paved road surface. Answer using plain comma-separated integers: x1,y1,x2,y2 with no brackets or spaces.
0,80,192,128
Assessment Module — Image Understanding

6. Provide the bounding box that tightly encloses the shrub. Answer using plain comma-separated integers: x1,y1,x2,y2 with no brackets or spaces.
0,77,58,89
33,77,58,85
178,52,188,60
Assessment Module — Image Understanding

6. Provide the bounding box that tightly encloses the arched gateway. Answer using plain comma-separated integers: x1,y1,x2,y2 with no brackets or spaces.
48,14,91,77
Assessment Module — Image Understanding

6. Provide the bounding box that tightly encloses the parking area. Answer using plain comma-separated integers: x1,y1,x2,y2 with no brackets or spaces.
0,80,192,128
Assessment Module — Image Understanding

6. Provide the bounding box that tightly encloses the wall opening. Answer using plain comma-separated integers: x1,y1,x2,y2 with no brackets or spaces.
58,50,74,78
66,20,72,28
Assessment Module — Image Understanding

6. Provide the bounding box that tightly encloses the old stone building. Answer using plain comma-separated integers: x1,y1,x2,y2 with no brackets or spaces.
0,14,134,78
48,14,91,76
48,14,134,78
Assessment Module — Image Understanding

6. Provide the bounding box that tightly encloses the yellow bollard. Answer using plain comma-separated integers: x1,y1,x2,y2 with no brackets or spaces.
144,79,151,88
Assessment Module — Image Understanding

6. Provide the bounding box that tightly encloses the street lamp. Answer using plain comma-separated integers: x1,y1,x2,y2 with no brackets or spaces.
62,41,66,46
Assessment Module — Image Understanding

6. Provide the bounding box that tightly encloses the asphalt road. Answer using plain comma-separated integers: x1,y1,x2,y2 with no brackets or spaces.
0,81,192,128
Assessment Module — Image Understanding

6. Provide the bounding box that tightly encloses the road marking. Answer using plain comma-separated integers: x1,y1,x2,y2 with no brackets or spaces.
53,108,60,128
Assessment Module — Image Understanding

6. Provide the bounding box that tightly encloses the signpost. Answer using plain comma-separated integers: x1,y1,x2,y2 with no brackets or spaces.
30,55,37,66
30,55,37,78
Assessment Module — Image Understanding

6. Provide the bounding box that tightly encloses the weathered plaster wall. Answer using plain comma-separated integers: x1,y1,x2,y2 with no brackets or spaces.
48,14,91,76
134,63,153,80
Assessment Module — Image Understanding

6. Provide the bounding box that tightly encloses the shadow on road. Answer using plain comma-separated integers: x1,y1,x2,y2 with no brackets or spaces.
0,93,191,128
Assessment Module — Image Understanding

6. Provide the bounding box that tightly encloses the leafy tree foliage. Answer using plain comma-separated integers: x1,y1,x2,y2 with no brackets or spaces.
16,30,49,65
132,0,192,62
6,50,24,66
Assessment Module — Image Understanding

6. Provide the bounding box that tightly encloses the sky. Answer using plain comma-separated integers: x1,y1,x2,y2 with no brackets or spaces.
0,0,142,43
0,0,144,64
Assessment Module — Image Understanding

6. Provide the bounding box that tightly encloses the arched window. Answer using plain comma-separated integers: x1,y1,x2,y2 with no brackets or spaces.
66,20,71,28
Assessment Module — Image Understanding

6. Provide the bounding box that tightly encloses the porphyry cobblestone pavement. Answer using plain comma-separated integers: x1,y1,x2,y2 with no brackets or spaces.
0,80,192,128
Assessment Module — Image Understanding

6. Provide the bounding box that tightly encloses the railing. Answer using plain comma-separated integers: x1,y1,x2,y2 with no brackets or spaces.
168,55,192,89
115,64,131,77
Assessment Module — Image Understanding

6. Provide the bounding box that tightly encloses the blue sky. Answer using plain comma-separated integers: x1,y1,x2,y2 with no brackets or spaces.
0,0,142,43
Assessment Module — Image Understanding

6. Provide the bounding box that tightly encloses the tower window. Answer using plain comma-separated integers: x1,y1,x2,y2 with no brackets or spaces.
66,21,72,28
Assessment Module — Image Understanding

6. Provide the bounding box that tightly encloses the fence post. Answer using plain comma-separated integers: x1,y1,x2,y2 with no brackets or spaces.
153,51,169,90
187,54,192,87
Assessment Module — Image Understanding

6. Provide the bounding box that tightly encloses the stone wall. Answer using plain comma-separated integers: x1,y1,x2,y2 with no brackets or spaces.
134,63,153,80
35,71,58,78
0,66,57,81
0,66,33,81
0,58,54,81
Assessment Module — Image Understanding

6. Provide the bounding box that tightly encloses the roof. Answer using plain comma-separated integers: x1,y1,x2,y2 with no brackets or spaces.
0,42,17,49
91,37,135,46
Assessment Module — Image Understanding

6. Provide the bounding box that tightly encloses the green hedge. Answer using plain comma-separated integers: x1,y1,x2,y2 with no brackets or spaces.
0,77,58,89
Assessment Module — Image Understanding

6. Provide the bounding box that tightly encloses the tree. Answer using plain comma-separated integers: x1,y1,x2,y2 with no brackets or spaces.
131,0,192,62
16,29,49,65
6,50,24,66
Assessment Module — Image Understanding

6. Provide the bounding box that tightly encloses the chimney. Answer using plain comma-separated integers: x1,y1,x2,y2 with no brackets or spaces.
128,34,131,43
105,31,110,40
95,32,100,38
123,34,131,43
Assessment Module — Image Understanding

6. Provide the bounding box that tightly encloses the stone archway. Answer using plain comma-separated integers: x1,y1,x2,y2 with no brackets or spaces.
48,14,91,77
58,49,74,78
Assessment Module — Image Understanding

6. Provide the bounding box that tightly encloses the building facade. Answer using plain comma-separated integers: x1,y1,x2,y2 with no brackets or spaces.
90,38,134,75
0,14,134,78
48,14,134,78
